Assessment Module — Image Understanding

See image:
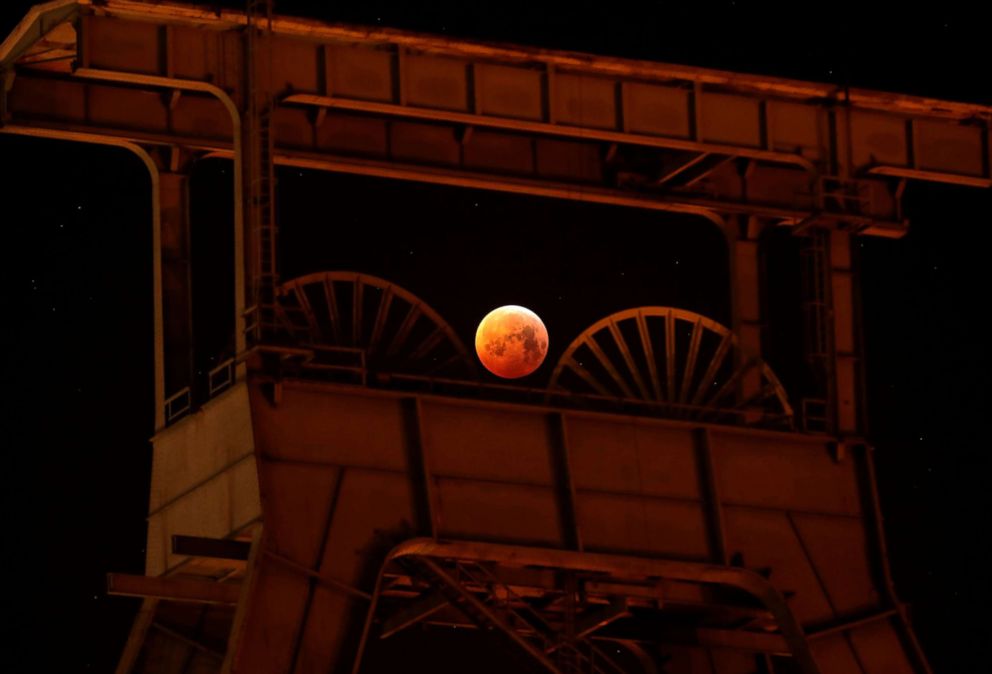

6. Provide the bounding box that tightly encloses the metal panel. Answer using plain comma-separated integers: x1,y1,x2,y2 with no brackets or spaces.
8,1,988,199
170,25,216,81
809,635,864,674
86,16,162,75
535,137,604,182
566,418,701,499
236,562,310,674
88,85,169,130
293,586,357,674
222,378,933,673
831,272,855,354
699,93,762,148
915,119,985,176
260,460,339,567
318,468,417,585
421,403,555,485
623,82,692,138
9,75,87,120
746,165,815,208
835,358,859,435
420,403,563,545
272,106,313,148
576,492,710,558
436,478,564,545
251,387,409,470
315,112,389,155
710,432,861,515
791,514,878,615
403,53,470,111
768,101,827,160
4,70,913,227
270,35,321,95
850,111,909,169
475,63,544,120
848,620,917,674
328,44,395,102
463,129,536,173
390,119,461,165
723,508,835,624
552,72,618,129
169,94,233,140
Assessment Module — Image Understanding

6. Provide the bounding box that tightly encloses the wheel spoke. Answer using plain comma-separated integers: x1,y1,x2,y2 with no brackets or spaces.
583,334,635,399
564,356,613,397
607,319,650,400
679,318,703,404
386,303,422,358
368,286,394,353
635,311,662,402
352,276,364,346
689,332,732,407
704,357,758,408
322,276,342,344
664,309,676,403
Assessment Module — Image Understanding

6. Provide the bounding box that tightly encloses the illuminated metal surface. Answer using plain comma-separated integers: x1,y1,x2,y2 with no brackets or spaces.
3,2,988,673
228,378,928,674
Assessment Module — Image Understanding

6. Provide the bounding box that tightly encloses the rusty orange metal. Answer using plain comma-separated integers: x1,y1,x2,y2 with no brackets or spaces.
4,2,988,673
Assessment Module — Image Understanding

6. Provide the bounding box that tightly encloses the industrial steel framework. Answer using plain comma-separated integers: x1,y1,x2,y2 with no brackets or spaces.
2,2,990,673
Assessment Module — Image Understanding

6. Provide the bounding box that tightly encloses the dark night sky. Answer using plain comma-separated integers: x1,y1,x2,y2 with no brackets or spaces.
2,1,990,672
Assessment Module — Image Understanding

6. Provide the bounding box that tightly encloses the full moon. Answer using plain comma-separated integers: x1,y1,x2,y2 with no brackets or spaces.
475,305,549,379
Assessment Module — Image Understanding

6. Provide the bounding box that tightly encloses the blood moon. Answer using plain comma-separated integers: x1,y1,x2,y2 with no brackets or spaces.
475,305,549,379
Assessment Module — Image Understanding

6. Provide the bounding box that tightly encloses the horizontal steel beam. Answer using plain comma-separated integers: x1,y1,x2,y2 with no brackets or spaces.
55,1,992,123
281,93,818,173
5,68,909,231
172,535,251,561
106,573,241,605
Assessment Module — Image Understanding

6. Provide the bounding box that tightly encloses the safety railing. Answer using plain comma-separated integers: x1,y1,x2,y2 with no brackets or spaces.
162,355,240,427
164,387,191,426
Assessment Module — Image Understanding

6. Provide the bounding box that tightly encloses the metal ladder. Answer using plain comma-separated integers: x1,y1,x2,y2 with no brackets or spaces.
799,228,834,431
245,0,278,346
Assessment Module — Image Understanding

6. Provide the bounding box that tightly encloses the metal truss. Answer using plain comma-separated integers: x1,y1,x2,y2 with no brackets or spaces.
355,538,821,674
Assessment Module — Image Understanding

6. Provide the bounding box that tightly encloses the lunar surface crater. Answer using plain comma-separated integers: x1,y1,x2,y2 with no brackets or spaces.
475,305,549,379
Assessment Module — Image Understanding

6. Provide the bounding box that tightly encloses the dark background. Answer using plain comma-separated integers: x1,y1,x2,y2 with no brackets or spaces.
2,1,989,671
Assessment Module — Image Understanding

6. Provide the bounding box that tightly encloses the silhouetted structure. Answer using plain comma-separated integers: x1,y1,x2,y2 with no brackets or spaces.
3,2,990,673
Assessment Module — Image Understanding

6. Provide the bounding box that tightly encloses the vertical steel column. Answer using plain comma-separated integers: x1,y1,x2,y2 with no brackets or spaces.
550,413,582,552
243,0,278,347
694,428,728,565
828,229,860,435
726,215,764,405
800,226,861,436
159,170,194,399
800,228,832,430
